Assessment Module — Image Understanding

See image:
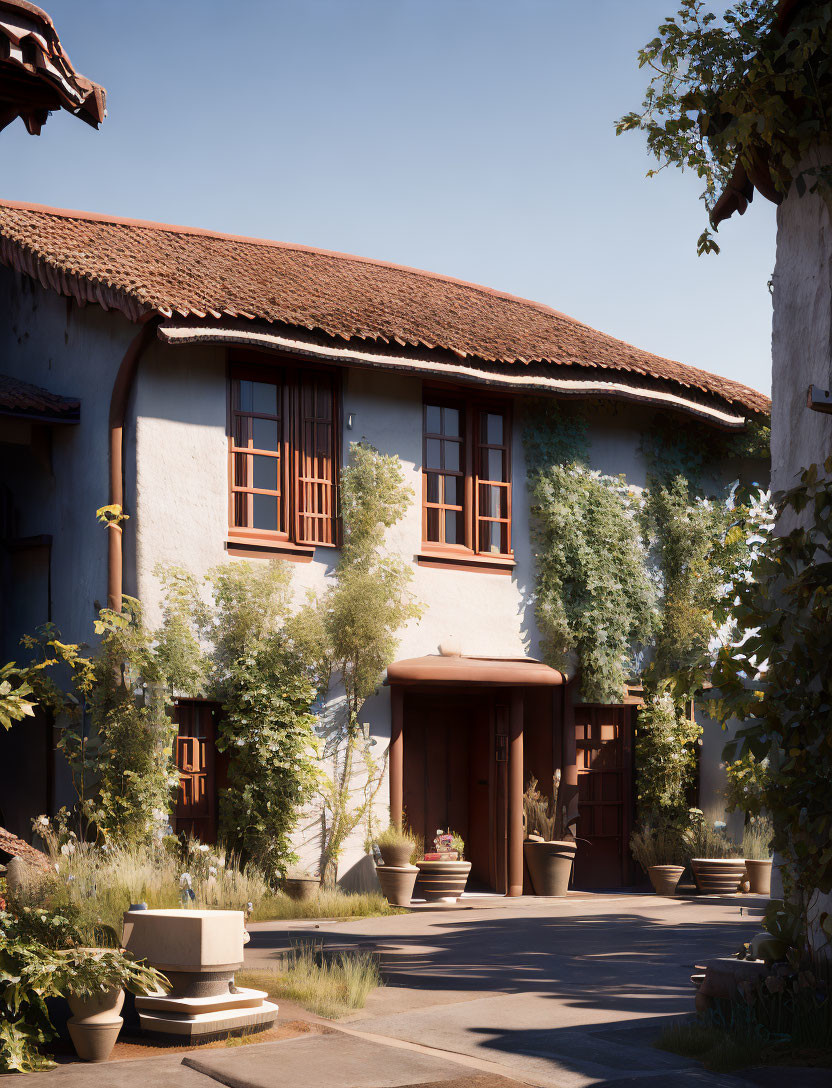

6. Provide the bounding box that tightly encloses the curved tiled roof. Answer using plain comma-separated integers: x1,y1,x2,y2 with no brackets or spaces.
0,1,106,134
0,199,769,417
0,372,79,421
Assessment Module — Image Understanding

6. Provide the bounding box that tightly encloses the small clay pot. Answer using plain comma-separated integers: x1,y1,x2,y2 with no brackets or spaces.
376,864,418,906
380,843,413,868
283,877,320,901
744,859,773,896
67,988,124,1062
648,864,685,896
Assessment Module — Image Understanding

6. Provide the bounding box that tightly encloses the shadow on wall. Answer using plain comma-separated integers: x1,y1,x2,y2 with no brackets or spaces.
338,852,381,894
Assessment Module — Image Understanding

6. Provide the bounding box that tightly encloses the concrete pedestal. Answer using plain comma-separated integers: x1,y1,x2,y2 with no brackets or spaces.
123,909,277,1040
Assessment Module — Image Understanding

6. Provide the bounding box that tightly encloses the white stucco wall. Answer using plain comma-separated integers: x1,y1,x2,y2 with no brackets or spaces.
771,184,832,490
770,179,832,936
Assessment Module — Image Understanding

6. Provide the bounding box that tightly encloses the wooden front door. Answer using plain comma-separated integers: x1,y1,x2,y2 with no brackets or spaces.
572,705,633,888
173,701,220,843
402,691,503,891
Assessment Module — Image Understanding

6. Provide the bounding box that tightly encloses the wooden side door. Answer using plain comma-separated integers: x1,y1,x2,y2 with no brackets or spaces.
571,705,633,888
173,700,220,843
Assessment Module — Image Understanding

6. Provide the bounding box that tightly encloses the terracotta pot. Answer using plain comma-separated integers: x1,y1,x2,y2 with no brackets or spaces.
67,988,124,1062
523,839,577,897
380,843,413,868
376,864,418,906
415,860,471,903
648,864,685,896
691,858,747,894
744,858,773,896
283,877,320,901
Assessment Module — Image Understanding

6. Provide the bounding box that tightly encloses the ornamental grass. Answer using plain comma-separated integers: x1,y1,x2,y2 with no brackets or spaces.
28,830,397,936
236,945,381,1019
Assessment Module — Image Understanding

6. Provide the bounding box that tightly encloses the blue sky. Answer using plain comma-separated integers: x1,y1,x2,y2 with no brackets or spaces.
4,1,776,394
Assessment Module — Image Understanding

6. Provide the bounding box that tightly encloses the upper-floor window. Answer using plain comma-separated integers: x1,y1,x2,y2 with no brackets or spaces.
422,394,512,559
228,358,338,549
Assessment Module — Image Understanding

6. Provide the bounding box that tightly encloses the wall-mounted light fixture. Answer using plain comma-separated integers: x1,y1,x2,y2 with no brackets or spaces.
347,412,355,429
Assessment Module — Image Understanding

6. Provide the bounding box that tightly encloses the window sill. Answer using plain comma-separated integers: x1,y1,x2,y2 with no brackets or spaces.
416,550,515,575
226,538,315,563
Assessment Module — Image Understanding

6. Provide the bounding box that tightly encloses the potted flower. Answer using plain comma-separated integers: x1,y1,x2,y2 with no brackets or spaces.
61,947,168,1063
282,866,320,902
742,816,774,895
685,811,746,893
416,831,471,903
629,819,686,896
374,825,419,906
523,774,577,897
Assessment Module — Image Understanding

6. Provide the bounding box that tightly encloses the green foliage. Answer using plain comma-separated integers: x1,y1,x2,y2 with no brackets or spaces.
725,753,771,818
616,0,832,251
0,661,37,731
529,464,656,702
630,817,688,871
686,809,743,858
643,478,742,698
20,601,179,845
296,442,421,884
635,692,701,817
0,907,165,1073
743,816,774,860
201,562,319,878
711,457,832,947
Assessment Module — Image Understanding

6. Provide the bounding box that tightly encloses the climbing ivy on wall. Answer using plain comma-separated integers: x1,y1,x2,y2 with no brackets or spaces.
525,400,770,816
525,403,656,704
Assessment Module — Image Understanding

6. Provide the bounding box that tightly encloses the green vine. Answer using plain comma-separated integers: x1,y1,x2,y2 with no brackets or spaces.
525,404,656,703
616,0,832,253
296,441,422,885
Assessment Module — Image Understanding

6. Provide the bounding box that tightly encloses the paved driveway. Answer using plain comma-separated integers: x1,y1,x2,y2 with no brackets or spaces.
243,891,775,1087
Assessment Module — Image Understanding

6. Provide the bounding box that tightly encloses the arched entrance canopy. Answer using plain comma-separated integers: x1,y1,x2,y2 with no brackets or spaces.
386,655,564,687
386,655,571,898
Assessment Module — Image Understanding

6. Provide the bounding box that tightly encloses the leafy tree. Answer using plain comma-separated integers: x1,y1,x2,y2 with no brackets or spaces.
616,0,832,253
200,561,320,878
296,441,422,885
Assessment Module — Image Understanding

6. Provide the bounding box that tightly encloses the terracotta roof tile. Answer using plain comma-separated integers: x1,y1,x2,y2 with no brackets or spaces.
0,372,79,421
0,1,106,134
0,200,769,417
0,825,52,872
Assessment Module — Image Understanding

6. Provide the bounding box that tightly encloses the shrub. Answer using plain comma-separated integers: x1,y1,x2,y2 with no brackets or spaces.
742,817,773,861
684,811,741,859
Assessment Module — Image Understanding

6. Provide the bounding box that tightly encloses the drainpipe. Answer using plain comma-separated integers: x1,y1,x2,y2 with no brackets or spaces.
108,317,160,612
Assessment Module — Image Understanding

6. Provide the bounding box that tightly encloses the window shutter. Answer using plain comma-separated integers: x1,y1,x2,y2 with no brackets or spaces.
295,373,337,545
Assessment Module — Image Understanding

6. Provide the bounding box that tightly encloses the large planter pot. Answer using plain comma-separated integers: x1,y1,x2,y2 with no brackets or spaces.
416,860,471,903
691,858,747,894
283,877,320,902
67,988,124,1062
648,864,685,896
380,843,413,868
744,858,773,896
523,839,577,897
376,864,418,906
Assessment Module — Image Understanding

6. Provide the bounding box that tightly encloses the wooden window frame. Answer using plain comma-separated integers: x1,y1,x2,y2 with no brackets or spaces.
420,389,513,568
227,352,340,555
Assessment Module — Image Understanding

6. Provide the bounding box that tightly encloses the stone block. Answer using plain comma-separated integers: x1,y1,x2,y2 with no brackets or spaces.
122,909,246,972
